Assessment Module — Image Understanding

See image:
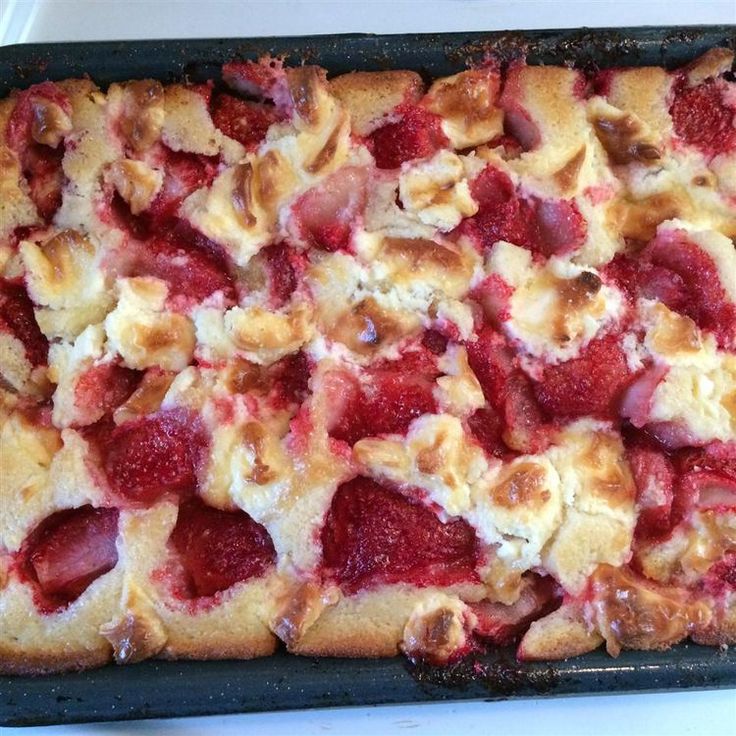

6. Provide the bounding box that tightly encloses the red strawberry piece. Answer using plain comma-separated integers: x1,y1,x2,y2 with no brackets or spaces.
135,221,235,306
169,497,275,598
472,273,515,326
7,83,70,223
472,575,560,646
503,109,540,152
503,373,553,453
21,505,119,611
466,327,551,454
421,329,449,356
102,409,206,504
328,366,438,446
262,242,301,307
601,254,640,302
21,144,65,222
524,197,587,257
222,59,287,101
268,350,312,407
626,444,675,538
604,255,690,311
669,443,736,525
211,92,283,149
146,150,219,225
458,165,586,256
466,326,516,400
369,106,448,169
487,133,524,159
498,64,542,151
703,553,736,596
467,405,510,459
670,79,736,154
6,82,71,151
74,363,141,424
672,471,736,527
681,441,736,474
534,335,636,420
458,165,523,249
321,476,479,594
645,421,703,451
620,364,668,428
641,230,736,350
291,166,368,252
0,279,48,366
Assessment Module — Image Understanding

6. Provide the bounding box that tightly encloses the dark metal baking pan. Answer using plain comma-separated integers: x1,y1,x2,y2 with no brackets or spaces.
1,25,735,727
3,644,735,727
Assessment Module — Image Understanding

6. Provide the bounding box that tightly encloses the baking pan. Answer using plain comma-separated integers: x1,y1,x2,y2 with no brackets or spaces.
1,25,735,727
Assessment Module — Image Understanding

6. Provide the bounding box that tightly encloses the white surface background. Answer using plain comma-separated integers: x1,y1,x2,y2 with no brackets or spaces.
1,1,735,734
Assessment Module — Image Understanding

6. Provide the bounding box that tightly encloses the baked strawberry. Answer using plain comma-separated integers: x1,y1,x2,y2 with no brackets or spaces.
680,441,736,475
145,150,219,225
467,406,510,459
460,165,525,248
211,92,284,149
670,78,736,154
702,553,736,596
678,471,736,514
321,476,478,593
466,327,551,454
534,335,636,420
21,506,119,611
74,363,141,423
620,365,668,429
626,443,676,539
369,106,448,169
134,221,235,306
222,59,287,102
458,165,586,256
0,279,48,366
526,197,587,257
6,82,70,150
601,254,640,303
21,144,65,222
170,497,276,598
328,365,438,446
641,230,736,350
672,443,736,524
102,409,206,504
291,167,368,251
262,242,301,307
499,85,541,151
472,575,560,645
268,350,312,408
6,82,70,222
421,329,449,356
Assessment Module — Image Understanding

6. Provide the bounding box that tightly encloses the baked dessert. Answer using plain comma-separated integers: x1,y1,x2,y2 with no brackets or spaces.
0,47,734,675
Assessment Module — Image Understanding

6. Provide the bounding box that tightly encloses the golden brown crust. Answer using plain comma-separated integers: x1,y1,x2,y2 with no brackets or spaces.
287,586,477,658
0,647,112,676
518,603,603,661
283,582,485,659
604,67,674,145
329,70,423,136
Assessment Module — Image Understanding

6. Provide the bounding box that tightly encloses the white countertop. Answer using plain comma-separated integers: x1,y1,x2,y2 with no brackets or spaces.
2,1,735,734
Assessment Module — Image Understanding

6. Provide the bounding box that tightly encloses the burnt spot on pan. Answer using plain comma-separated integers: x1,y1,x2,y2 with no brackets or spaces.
406,653,560,696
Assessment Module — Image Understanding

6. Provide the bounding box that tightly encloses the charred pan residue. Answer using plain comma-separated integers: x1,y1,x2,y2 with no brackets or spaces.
11,55,50,81
444,30,649,74
445,32,532,68
406,654,560,696
550,31,644,72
